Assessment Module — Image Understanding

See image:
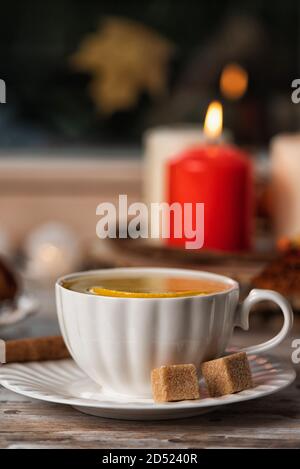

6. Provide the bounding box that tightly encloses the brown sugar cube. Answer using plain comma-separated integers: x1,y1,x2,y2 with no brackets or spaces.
201,352,253,397
151,364,200,402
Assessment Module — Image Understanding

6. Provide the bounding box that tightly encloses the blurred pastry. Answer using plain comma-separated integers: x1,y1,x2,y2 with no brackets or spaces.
252,235,300,308
0,257,18,302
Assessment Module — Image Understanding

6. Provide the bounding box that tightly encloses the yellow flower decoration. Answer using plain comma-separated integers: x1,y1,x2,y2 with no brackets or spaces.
71,17,174,114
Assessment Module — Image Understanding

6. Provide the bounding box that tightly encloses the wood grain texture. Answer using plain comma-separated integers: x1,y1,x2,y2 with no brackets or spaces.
0,327,299,449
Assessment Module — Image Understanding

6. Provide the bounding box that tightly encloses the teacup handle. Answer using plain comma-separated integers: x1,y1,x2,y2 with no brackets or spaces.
234,289,293,354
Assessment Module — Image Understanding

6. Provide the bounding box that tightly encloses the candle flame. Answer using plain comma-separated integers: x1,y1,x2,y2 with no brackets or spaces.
204,101,223,139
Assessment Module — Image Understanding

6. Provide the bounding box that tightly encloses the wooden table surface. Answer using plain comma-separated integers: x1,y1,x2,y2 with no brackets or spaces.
0,314,299,449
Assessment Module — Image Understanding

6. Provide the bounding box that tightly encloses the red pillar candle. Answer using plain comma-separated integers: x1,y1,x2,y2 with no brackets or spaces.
167,105,253,252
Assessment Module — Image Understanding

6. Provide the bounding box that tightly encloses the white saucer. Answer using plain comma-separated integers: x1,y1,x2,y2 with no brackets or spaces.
0,354,295,420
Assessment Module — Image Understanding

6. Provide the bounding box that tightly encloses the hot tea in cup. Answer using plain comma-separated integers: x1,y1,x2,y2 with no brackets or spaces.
56,267,293,398
62,273,231,298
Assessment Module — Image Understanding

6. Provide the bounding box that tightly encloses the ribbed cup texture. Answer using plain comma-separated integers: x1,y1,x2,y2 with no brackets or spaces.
56,285,239,397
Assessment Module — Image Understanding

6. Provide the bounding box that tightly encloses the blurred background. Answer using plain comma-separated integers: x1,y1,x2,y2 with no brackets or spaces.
0,0,300,336
0,0,299,147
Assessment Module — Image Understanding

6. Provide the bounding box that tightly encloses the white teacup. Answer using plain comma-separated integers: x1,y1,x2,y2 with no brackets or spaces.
56,267,293,398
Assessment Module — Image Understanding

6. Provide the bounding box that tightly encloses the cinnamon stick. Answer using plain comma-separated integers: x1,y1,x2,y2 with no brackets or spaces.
1,336,70,363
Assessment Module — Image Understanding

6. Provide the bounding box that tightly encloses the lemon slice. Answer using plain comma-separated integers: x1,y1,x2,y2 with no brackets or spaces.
89,287,207,298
